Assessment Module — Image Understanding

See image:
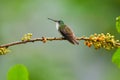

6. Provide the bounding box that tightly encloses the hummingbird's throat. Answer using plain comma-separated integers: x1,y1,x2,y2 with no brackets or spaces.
56,22,59,30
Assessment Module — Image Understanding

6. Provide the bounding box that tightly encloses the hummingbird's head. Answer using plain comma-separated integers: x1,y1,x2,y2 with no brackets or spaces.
48,18,64,30
57,20,64,25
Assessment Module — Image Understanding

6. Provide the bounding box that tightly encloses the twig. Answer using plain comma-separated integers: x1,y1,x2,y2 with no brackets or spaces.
0,37,89,48
0,36,120,49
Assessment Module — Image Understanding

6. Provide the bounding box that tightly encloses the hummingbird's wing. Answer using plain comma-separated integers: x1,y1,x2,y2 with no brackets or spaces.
59,25,79,45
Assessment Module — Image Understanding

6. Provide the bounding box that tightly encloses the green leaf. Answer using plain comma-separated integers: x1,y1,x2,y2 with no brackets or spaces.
112,49,120,68
116,16,120,33
7,64,29,80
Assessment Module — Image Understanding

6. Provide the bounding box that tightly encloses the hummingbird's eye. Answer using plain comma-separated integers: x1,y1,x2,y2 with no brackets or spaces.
58,20,64,24
58,21,61,23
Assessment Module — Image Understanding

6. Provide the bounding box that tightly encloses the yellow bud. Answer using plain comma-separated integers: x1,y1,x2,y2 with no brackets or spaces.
0,47,10,55
21,33,33,41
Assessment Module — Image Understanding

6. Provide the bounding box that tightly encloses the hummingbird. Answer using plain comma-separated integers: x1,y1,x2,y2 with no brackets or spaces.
48,18,79,45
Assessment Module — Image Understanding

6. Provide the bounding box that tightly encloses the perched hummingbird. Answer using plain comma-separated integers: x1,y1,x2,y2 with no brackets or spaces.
48,18,79,45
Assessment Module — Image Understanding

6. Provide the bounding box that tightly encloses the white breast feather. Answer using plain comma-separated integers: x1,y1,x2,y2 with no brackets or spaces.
56,23,59,30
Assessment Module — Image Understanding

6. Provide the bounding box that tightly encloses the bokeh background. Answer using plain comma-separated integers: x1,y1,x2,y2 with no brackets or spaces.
0,0,120,80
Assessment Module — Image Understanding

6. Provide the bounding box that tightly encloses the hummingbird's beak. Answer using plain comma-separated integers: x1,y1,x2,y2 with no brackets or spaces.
48,18,58,22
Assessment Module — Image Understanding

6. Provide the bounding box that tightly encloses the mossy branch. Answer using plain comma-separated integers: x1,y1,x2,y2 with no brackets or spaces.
0,33,120,55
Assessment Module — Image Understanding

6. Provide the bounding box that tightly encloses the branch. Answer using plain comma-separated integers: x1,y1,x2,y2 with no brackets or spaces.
0,37,88,48
0,33,120,55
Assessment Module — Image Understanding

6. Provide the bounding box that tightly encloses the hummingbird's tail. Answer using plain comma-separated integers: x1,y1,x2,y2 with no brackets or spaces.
67,37,79,45
72,39,79,45
74,40,79,45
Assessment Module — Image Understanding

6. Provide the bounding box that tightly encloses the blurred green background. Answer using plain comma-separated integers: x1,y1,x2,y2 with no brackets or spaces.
0,0,120,80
